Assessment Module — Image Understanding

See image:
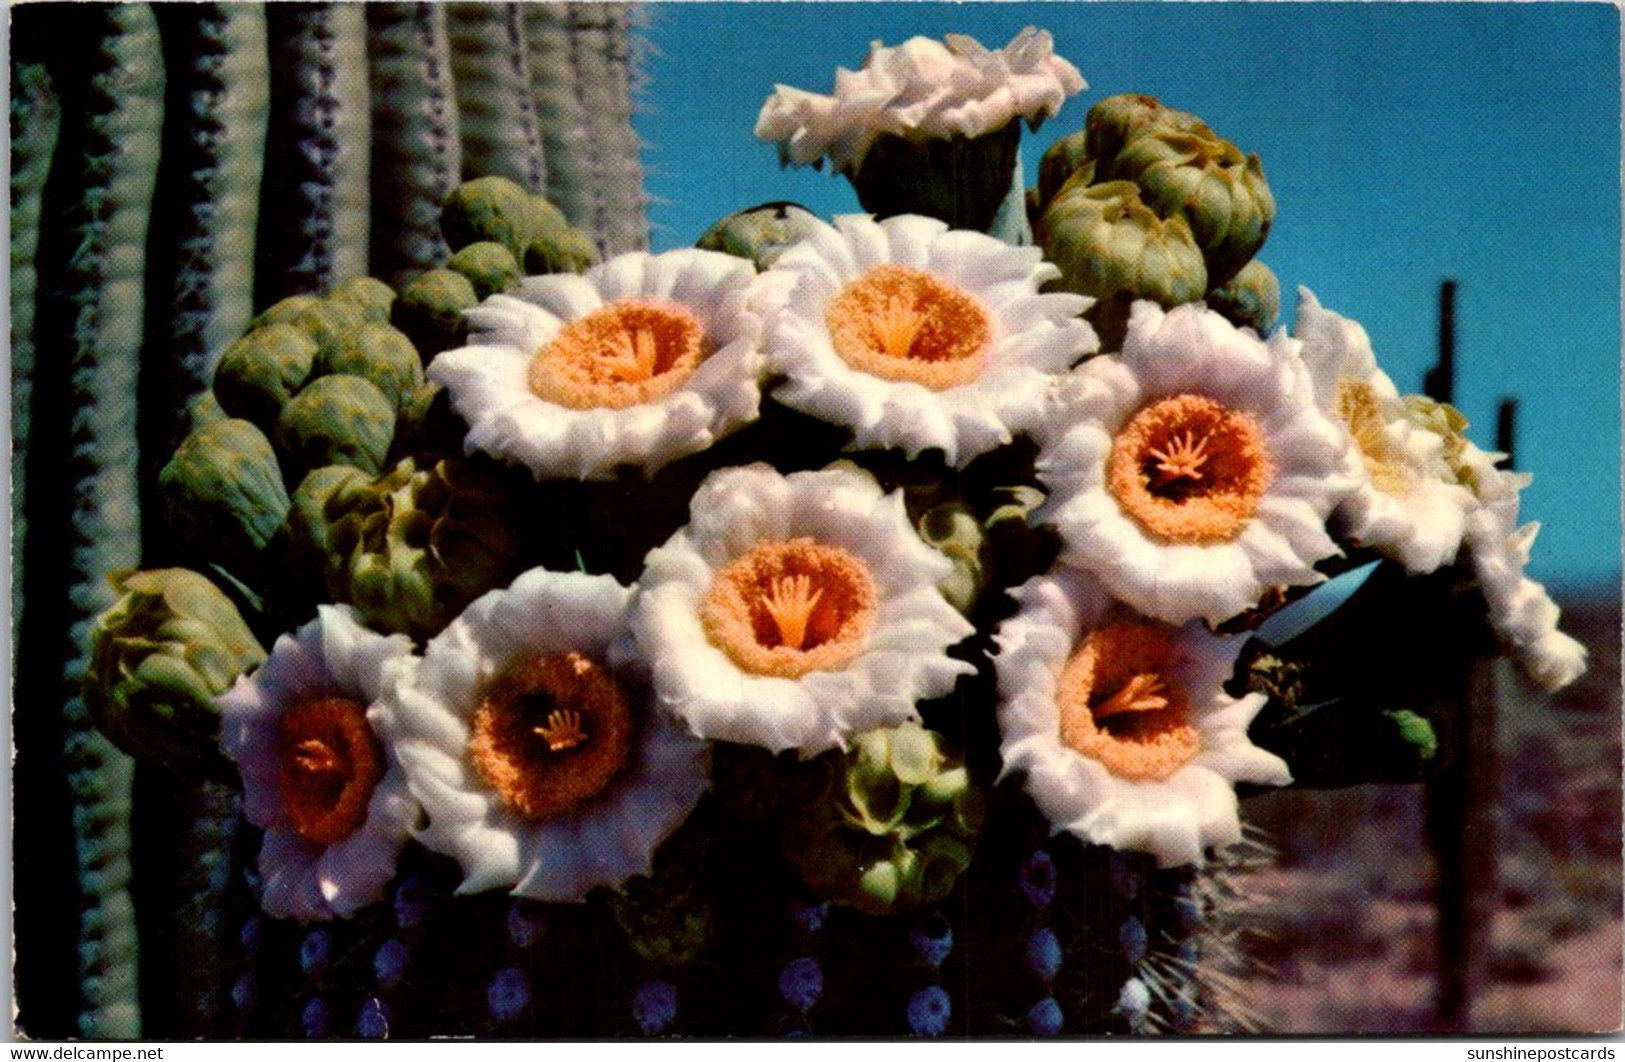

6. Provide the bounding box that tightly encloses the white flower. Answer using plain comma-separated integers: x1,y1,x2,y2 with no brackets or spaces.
1293,288,1476,573
372,569,708,901
757,27,1085,176
763,213,1096,465
1036,301,1355,626
632,464,976,755
428,249,765,481
218,606,419,922
994,570,1290,867
1456,442,1587,691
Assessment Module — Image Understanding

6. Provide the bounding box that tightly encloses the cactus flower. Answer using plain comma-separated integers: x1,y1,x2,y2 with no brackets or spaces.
372,568,708,901
631,464,975,755
993,569,1290,866
761,213,1096,465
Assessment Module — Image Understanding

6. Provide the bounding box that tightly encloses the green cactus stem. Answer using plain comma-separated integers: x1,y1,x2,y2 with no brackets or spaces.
447,3,547,193
10,58,60,648
258,3,371,305
145,4,269,480
525,3,649,256
23,2,168,1037
366,3,462,288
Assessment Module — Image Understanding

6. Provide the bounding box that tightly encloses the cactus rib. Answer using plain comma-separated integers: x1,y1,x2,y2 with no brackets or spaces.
366,2,462,287
259,3,371,305
27,2,168,1037
446,2,547,193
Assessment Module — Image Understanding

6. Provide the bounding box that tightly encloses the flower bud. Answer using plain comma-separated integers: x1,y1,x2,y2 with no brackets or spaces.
440,175,536,260
1038,179,1207,350
1083,94,1212,166
445,241,521,300
253,294,368,366
329,276,397,324
85,568,265,774
1205,259,1280,335
523,221,597,276
212,323,319,432
783,722,984,916
159,418,291,578
1103,129,1275,286
393,267,478,360
1035,129,1094,211
317,321,425,409
321,456,530,640
274,374,397,480
284,464,372,601
696,201,824,270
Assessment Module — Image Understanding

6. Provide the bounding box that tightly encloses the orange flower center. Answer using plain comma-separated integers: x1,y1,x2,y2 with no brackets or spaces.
826,265,991,390
1106,394,1273,544
276,695,386,845
469,652,632,820
1056,622,1199,781
529,299,706,410
1336,378,1415,496
701,538,877,679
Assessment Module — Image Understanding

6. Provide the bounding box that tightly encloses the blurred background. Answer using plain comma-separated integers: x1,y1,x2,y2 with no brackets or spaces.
633,3,1622,1033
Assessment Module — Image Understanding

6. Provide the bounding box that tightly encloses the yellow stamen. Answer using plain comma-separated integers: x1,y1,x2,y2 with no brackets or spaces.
533,709,589,752
291,738,341,776
1092,673,1169,719
1147,431,1211,485
600,327,660,383
1337,378,1415,495
870,294,925,360
762,574,825,651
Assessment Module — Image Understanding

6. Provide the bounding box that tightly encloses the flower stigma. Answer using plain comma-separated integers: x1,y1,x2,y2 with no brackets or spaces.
826,265,991,390
529,300,707,410
1055,623,1199,781
1107,394,1273,544
277,695,387,845
470,652,632,820
701,538,878,678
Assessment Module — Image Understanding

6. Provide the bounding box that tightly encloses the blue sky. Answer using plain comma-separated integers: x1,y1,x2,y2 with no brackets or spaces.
633,3,1620,586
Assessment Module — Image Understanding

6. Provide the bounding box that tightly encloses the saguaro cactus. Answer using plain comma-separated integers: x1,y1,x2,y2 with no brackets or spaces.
12,3,650,1039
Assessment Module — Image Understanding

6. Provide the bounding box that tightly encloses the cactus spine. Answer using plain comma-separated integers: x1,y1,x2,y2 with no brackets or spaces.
447,3,547,193
366,3,462,287
259,3,371,304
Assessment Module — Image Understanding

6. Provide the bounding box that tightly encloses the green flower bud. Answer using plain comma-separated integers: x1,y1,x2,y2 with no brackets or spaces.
284,464,372,600
1084,94,1212,166
253,294,368,365
316,321,424,409
1103,128,1275,287
441,175,537,259
1205,259,1281,335
322,456,530,640
329,275,397,323
1035,130,1095,211
1039,179,1208,350
159,419,290,578
523,222,597,276
606,822,717,970
849,120,1023,233
393,267,478,360
446,240,522,300
212,323,319,432
86,568,265,775
274,374,396,480
696,201,823,271
1385,709,1438,763
185,390,229,433
916,503,984,614
783,722,984,916
525,193,571,235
